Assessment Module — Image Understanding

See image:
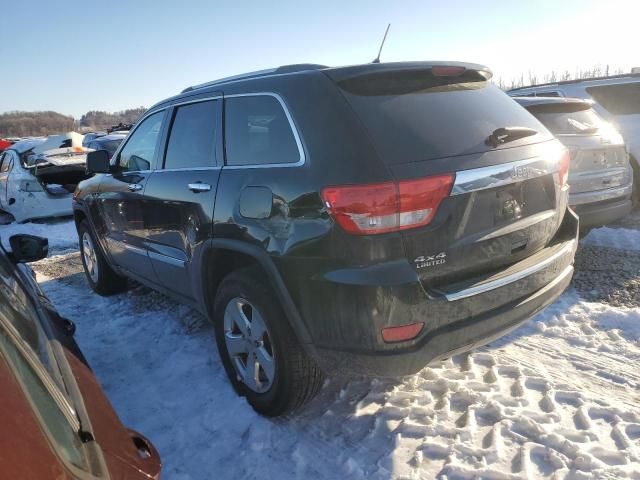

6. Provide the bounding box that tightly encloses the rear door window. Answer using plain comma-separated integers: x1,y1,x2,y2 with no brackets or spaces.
164,100,218,169
337,73,549,165
587,83,640,115
224,95,301,166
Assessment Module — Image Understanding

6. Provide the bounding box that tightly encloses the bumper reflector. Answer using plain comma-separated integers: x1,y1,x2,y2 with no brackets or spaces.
381,322,424,343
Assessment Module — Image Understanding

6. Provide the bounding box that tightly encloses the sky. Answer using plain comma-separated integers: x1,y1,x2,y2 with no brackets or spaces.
1,0,638,118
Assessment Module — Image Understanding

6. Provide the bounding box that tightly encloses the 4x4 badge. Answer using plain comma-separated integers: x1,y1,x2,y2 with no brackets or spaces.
414,252,446,269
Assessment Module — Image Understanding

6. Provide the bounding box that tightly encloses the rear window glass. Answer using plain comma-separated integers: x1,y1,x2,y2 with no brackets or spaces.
587,83,640,115
529,108,604,135
224,95,300,166
338,76,548,164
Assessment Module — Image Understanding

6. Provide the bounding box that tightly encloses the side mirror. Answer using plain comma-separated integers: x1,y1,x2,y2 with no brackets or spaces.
86,150,112,174
9,235,48,263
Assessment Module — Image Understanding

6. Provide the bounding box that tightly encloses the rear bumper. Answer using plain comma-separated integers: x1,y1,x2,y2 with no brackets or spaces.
313,264,573,376
571,196,632,229
293,209,578,377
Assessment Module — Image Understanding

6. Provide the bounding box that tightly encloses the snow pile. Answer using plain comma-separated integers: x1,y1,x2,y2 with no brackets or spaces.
583,227,640,251
0,218,77,253
2,218,640,478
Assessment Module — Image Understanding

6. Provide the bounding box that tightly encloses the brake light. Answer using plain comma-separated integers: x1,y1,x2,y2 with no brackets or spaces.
432,66,466,77
322,174,454,235
558,149,570,187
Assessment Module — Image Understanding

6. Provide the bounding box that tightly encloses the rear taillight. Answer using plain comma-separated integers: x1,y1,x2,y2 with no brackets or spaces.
558,149,570,187
322,174,454,235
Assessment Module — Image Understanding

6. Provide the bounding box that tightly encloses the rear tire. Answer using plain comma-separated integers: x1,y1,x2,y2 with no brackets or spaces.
77,220,128,295
213,267,324,416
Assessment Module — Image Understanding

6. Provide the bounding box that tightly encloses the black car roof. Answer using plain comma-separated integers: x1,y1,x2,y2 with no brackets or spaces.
149,61,492,112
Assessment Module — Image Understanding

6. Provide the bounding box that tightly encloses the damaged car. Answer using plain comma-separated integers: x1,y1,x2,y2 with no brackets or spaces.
0,132,91,223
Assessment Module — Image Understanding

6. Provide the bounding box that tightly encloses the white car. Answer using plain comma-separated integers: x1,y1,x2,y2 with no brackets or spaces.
0,132,90,222
509,72,640,201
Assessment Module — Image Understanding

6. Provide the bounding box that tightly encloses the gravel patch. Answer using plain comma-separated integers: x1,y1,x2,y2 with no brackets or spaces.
573,244,640,308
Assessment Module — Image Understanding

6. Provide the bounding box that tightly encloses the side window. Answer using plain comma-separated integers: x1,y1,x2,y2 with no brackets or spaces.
0,328,89,472
586,83,640,115
0,255,55,376
117,111,164,172
164,100,218,169
0,151,13,173
224,95,300,166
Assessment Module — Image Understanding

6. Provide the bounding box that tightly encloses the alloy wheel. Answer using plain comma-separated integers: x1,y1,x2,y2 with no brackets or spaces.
223,297,276,393
81,232,99,283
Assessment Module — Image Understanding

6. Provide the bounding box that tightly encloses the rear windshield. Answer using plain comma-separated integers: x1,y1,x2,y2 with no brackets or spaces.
530,108,603,135
338,74,548,164
586,83,640,116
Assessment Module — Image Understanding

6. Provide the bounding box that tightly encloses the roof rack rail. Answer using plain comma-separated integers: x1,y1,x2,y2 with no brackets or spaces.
509,72,640,91
181,63,328,93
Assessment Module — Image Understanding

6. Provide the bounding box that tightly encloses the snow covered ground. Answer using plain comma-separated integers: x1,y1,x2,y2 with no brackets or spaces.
2,218,640,479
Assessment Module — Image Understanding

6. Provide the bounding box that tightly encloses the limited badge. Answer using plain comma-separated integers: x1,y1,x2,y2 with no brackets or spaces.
414,252,446,269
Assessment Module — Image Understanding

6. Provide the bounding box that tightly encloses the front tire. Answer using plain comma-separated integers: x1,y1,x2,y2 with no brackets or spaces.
77,220,127,295
214,267,324,416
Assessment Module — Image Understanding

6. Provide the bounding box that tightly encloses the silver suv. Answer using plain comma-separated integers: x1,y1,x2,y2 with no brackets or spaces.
509,73,640,203
514,96,632,231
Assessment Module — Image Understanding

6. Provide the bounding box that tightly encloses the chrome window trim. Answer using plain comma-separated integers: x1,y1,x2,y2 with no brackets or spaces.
451,156,559,196
171,95,222,108
443,241,575,301
153,166,222,173
223,92,306,169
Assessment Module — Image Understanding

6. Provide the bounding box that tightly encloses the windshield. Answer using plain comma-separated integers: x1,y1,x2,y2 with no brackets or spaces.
532,108,604,135
338,78,549,164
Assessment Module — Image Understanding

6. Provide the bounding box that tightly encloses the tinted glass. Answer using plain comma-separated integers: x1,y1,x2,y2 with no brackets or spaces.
118,111,164,171
339,79,548,164
164,100,217,169
89,139,122,157
532,108,604,135
0,254,55,377
587,83,640,115
0,328,88,471
225,96,299,166
0,152,10,172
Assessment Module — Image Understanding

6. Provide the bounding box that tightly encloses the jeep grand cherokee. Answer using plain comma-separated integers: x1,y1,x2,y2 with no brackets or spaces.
73,62,578,415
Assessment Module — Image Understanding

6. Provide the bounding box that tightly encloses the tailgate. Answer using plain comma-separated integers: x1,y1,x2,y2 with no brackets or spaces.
390,142,568,288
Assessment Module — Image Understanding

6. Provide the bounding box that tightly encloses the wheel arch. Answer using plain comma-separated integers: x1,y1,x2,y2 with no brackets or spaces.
201,239,312,345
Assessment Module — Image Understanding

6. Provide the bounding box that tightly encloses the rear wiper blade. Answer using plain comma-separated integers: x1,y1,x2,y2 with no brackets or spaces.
485,127,538,148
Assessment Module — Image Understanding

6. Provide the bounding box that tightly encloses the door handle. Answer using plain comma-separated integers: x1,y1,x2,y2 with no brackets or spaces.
188,183,212,193
128,184,143,192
